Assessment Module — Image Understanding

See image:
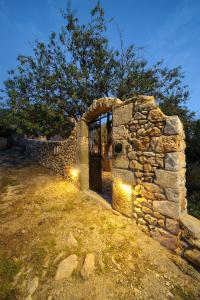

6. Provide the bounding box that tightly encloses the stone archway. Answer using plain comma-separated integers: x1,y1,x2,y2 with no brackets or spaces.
77,97,122,191
77,95,187,251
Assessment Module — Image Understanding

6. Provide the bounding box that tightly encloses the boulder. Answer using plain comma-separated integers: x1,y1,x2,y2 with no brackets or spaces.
80,253,95,279
55,254,78,281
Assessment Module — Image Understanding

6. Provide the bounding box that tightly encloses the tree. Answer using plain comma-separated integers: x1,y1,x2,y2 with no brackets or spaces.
0,1,194,138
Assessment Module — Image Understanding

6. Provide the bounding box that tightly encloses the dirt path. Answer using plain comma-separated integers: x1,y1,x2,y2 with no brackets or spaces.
0,147,200,300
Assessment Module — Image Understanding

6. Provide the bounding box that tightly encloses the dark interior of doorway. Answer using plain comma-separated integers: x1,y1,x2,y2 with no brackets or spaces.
89,113,112,204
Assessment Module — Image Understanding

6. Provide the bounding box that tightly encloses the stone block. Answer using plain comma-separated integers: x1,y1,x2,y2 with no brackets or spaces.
150,228,178,251
113,103,133,126
142,206,153,214
166,218,179,234
128,151,137,160
133,112,146,120
165,188,180,202
164,116,183,135
79,164,89,190
184,249,200,268
180,213,200,240
155,169,180,189
113,126,129,140
143,182,161,193
132,137,150,151
112,168,136,186
148,108,165,122
153,201,180,219
136,96,157,111
79,138,89,164
112,180,132,217
129,160,143,171
145,214,157,226
138,218,147,225
113,154,129,169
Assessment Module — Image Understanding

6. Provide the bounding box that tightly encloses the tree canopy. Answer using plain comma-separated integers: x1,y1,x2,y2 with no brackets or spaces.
0,1,194,139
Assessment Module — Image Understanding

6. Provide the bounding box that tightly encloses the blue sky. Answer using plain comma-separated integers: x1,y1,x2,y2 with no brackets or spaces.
0,0,200,115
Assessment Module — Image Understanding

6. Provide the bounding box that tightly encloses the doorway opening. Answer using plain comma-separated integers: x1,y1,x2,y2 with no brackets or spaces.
89,113,112,204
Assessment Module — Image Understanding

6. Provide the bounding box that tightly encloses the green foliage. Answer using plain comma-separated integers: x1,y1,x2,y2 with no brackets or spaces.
0,1,193,139
186,163,200,219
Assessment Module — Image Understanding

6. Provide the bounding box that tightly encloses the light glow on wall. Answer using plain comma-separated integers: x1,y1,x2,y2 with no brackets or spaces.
119,182,132,195
70,168,79,179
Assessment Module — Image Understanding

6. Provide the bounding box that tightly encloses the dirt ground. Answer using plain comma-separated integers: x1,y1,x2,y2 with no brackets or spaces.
0,147,200,300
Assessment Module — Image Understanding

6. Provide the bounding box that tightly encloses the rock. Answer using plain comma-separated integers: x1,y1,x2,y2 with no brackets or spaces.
143,164,152,173
138,218,147,225
113,125,128,140
153,201,179,219
180,214,200,240
148,108,165,122
55,254,78,281
113,103,133,126
151,228,177,251
113,154,129,169
155,169,180,189
149,127,161,136
158,219,164,227
165,153,179,171
164,116,183,135
145,214,157,226
128,151,137,160
184,249,200,267
112,168,136,186
166,291,174,299
166,219,179,234
129,160,143,171
27,276,39,296
142,207,153,214
143,182,161,193
80,253,95,279
66,232,78,248
133,112,146,120
132,137,150,151
165,188,180,202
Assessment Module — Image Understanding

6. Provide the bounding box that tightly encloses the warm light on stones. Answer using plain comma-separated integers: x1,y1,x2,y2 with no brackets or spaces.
119,181,132,195
70,168,79,178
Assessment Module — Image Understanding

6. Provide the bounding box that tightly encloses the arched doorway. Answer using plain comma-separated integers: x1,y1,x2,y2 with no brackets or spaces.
88,112,112,202
77,97,122,203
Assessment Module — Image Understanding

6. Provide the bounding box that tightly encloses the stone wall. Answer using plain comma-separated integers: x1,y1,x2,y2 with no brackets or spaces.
112,96,187,251
25,128,78,182
178,214,200,268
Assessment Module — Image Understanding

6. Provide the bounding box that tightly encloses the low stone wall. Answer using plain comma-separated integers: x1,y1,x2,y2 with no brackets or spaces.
25,128,78,180
178,214,200,268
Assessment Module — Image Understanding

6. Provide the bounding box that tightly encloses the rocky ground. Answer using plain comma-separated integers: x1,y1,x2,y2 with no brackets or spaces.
0,147,200,300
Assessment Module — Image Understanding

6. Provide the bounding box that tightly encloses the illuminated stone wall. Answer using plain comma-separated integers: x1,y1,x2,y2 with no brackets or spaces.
112,96,187,251
25,127,78,183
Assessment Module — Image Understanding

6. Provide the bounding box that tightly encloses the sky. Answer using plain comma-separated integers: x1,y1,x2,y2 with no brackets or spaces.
0,0,200,115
